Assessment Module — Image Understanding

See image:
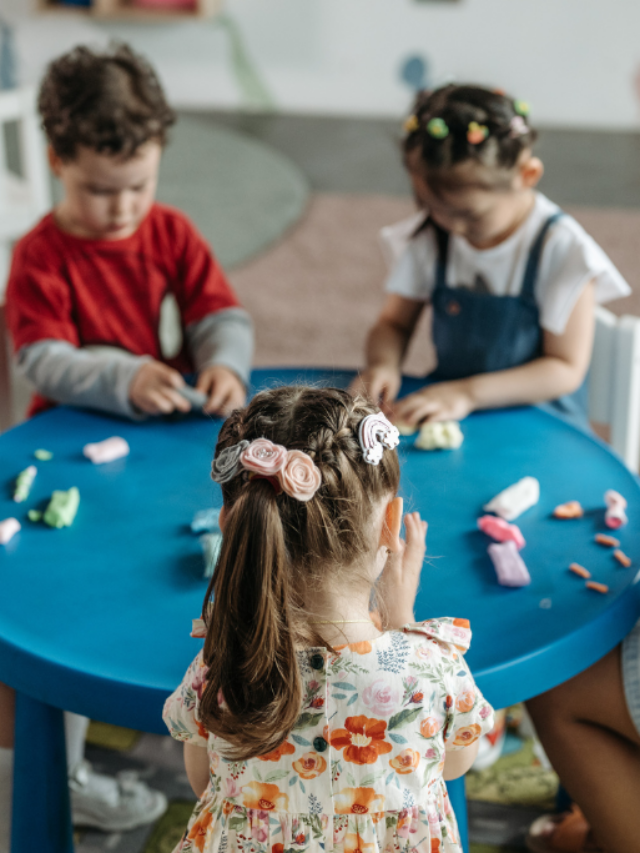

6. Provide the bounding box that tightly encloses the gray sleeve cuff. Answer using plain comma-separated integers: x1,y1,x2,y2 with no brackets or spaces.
17,340,151,420
185,308,254,386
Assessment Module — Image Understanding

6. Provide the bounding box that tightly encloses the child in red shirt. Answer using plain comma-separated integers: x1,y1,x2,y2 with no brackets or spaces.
6,43,253,420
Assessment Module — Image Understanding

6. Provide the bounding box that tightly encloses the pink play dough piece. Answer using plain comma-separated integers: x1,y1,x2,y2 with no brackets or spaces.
478,515,525,550
488,540,531,587
83,437,130,465
0,518,21,544
604,489,628,529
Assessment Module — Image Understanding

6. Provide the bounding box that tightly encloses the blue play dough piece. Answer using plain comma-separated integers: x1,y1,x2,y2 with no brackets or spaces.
191,507,221,534
400,55,430,91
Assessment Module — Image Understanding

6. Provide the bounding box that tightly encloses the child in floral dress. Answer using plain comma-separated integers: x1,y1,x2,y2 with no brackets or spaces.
163,386,494,853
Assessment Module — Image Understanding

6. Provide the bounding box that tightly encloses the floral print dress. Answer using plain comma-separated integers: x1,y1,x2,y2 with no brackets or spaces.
163,618,494,853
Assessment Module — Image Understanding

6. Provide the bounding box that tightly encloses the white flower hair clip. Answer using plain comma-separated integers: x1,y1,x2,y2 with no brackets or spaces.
358,413,400,466
211,438,322,502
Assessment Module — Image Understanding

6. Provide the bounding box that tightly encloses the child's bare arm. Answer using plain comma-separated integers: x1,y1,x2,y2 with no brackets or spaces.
184,742,210,798
393,281,595,425
443,740,480,780
350,295,424,408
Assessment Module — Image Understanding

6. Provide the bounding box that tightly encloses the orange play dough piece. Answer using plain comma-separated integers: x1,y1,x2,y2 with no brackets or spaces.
595,533,619,547
614,549,632,567
553,501,583,519
586,581,609,594
569,563,591,579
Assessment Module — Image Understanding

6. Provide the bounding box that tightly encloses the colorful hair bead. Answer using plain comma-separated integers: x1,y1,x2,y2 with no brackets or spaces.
509,115,529,138
467,122,489,145
403,114,420,135
514,100,530,117
426,117,449,139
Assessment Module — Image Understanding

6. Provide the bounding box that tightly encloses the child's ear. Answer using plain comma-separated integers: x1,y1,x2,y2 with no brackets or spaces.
47,146,63,177
517,153,544,189
379,497,403,553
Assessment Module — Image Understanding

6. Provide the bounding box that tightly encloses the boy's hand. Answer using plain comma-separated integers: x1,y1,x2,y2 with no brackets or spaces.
129,361,191,415
379,512,427,629
349,366,402,413
196,366,246,416
392,381,475,426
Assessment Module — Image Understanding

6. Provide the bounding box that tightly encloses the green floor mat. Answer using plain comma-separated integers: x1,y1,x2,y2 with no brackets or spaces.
86,720,141,752
144,801,195,853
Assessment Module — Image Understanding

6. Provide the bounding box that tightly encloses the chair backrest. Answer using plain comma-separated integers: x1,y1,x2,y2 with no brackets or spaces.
589,305,640,471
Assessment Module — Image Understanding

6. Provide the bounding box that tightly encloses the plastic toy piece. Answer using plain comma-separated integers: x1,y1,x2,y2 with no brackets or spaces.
487,540,531,587
614,549,632,568
200,532,223,578
43,487,80,529
191,508,221,534
553,501,583,519
27,510,42,522
34,449,53,461
178,385,208,410
415,421,464,451
477,515,525,549
83,437,130,465
569,563,591,579
395,422,418,437
586,581,609,594
0,518,20,544
484,477,540,522
595,533,619,548
13,466,37,503
604,490,628,529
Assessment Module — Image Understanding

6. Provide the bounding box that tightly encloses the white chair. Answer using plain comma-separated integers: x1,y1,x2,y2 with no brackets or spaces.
0,86,51,431
589,306,640,472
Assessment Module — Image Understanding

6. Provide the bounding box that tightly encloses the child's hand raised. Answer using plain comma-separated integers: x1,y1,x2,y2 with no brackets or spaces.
379,512,427,629
196,366,246,417
129,361,192,415
349,366,402,413
392,380,475,426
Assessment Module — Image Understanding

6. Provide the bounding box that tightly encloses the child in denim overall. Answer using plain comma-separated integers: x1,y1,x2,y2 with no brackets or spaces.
352,85,629,428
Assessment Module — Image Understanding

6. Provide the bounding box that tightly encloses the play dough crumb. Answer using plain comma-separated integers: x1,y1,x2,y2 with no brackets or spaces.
13,466,37,503
415,421,463,450
27,510,42,522
83,437,130,464
586,581,609,594
569,563,591,579
614,549,632,567
595,533,619,547
604,489,628,529
484,476,540,521
553,501,583,519
0,518,20,544
44,487,80,529
539,598,552,609
34,449,53,461
395,422,418,437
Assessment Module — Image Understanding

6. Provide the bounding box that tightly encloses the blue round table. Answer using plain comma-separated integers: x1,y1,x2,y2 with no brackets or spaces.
2,368,640,853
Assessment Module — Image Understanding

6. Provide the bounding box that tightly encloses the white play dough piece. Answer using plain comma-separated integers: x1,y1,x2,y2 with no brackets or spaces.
484,476,540,521
0,518,21,544
415,421,464,451
83,437,130,464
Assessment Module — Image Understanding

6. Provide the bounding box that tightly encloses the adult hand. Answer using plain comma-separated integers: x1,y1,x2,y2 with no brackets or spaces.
392,381,475,426
196,365,246,416
349,366,402,414
379,512,427,629
129,361,191,415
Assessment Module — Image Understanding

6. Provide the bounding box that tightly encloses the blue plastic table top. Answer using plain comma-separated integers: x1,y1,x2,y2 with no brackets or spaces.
1,368,639,735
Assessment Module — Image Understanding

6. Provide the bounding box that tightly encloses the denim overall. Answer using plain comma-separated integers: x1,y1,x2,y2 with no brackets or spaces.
428,213,589,427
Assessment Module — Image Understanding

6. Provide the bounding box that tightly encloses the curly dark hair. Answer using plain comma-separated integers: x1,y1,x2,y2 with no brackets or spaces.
38,42,176,160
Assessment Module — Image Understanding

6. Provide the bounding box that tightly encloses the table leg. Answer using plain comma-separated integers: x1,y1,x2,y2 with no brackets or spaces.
446,776,469,853
12,692,73,853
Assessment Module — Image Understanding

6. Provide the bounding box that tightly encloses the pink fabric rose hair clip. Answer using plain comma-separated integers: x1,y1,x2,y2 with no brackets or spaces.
211,438,322,502
358,413,400,465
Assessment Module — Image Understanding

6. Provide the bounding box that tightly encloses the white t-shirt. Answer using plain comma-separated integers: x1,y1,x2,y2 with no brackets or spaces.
382,193,630,336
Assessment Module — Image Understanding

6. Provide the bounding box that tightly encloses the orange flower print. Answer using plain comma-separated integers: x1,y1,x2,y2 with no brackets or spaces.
292,751,327,779
334,787,385,816
187,810,213,852
344,831,376,853
330,716,392,764
241,781,290,811
455,690,475,713
334,641,372,655
419,717,441,738
196,718,209,740
451,724,482,747
453,618,470,629
258,740,296,762
272,846,284,853
389,748,420,775
431,839,441,852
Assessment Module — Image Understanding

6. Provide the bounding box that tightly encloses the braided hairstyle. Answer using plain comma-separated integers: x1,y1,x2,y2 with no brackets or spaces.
403,84,537,187
199,386,400,760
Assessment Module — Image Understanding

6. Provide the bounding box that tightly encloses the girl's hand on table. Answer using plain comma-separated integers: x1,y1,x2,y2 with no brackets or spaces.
391,380,475,426
197,366,246,416
129,361,191,415
349,366,402,414
380,512,427,629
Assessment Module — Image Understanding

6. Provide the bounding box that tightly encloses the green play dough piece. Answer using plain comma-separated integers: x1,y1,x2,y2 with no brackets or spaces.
28,510,42,522
44,487,80,529
34,449,53,461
